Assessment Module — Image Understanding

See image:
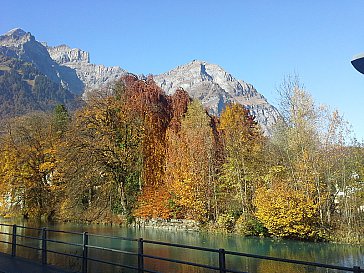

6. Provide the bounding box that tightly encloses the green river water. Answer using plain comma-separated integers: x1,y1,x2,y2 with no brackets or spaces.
0,218,362,273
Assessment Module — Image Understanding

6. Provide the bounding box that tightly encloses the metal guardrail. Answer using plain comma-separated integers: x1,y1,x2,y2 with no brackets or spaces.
0,223,362,273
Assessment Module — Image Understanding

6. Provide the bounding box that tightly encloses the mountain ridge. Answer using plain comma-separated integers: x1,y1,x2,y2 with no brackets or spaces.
0,28,280,133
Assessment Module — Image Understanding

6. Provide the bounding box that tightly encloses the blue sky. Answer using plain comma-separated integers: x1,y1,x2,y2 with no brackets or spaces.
2,1,364,139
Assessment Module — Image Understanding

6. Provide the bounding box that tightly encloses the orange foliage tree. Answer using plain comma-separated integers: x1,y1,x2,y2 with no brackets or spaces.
123,76,173,219
164,100,218,221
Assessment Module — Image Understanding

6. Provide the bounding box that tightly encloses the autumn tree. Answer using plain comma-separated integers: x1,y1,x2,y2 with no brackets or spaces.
218,103,264,218
120,76,171,188
254,76,360,240
134,88,191,219
164,100,218,221
60,76,175,221
254,180,320,239
254,76,324,238
58,83,144,221
0,113,57,219
122,76,174,219
329,140,364,242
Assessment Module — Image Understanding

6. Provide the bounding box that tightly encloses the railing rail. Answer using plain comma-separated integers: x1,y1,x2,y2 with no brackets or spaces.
0,223,362,273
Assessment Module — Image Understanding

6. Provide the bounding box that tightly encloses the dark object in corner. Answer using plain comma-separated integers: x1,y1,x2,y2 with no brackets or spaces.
351,53,364,74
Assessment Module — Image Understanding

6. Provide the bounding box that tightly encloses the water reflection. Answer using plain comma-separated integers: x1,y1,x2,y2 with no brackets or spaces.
0,218,362,273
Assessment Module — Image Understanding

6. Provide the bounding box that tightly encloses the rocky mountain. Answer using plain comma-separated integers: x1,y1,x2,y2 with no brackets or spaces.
0,29,82,117
0,28,279,133
0,28,84,94
153,60,280,134
0,28,127,96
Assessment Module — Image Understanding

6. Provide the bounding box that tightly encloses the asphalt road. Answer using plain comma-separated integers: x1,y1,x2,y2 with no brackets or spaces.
0,252,76,273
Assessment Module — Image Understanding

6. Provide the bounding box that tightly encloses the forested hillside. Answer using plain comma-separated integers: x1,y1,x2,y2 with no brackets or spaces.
0,75,362,243
0,55,82,118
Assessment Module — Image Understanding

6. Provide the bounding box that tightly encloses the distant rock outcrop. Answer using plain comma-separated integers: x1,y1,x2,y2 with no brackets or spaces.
46,44,90,63
47,44,127,95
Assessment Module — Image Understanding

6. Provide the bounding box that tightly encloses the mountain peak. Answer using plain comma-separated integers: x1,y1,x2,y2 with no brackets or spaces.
4,28,27,37
0,28,34,46
191,59,207,64
159,60,236,86
187,59,216,69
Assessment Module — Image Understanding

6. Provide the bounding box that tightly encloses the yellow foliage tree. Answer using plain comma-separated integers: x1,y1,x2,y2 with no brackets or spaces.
218,103,264,216
254,183,320,239
164,100,216,221
0,113,58,219
58,88,144,220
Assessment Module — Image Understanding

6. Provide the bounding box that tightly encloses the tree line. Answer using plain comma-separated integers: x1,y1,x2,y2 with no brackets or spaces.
0,75,363,242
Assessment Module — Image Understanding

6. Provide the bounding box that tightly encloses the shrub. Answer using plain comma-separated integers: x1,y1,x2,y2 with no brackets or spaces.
216,213,236,232
234,215,267,236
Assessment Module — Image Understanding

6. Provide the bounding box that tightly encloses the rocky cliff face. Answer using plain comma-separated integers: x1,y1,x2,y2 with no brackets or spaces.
0,29,83,117
154,60,280,134
47,44,90,63
47,44,127,95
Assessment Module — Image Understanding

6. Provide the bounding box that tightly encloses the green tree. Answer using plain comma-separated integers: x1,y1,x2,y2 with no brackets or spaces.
59,85,143,220
52,104,70,137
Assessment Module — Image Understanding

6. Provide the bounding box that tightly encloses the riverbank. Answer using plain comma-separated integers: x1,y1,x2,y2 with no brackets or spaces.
0,218,363,273
65,217,364,245
2,214,363,245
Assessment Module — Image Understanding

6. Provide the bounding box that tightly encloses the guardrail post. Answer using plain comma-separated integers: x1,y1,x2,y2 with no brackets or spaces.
82,232,88,273
11,224,17,257
218,248,226,273
138,238,144,273
353,266,361,273
41,227,47,264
